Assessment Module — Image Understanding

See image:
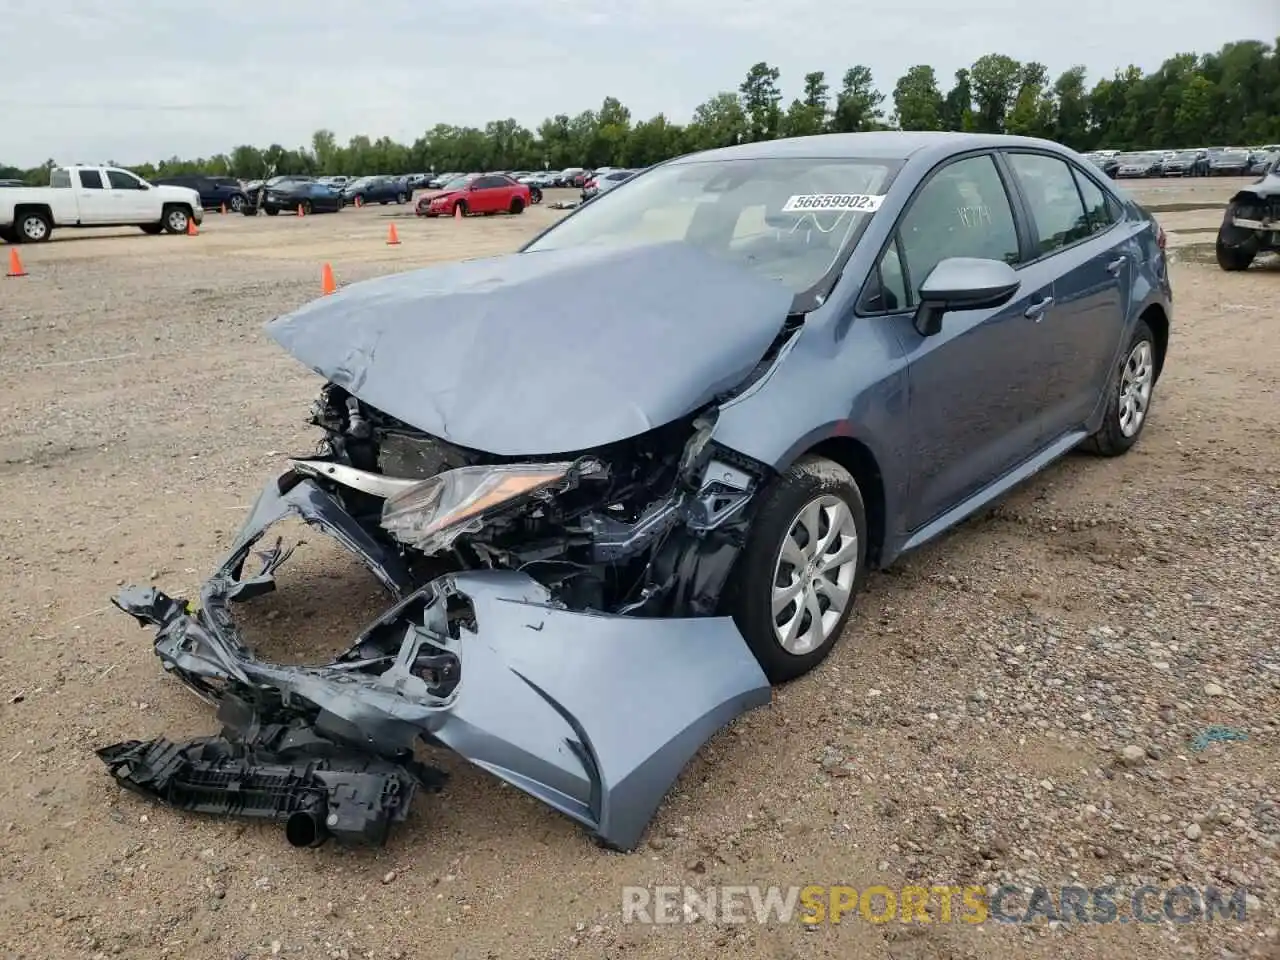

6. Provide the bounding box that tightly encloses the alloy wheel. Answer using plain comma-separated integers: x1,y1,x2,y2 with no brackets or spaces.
1119,340,1154,437
770,494,859,655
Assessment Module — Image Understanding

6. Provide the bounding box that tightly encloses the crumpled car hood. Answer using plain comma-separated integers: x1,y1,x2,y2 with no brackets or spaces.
266,242,794,456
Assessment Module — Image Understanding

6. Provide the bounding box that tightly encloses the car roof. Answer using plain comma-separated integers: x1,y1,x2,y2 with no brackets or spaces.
670,131,1074,166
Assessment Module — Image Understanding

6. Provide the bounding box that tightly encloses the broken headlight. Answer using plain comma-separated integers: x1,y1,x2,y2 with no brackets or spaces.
380,462,575,554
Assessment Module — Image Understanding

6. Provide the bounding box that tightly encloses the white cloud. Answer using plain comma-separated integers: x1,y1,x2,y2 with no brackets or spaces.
1,0,1275,166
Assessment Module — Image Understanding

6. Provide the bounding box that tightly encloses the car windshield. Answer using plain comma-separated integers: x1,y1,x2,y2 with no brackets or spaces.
443,176,474,190
524,157,902,301
1219,152,1247,161
1172,151,1199,160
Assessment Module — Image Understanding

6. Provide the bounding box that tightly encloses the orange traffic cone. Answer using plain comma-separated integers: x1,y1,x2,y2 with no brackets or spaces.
355,196,363,208
454,203,463,221
220,202,227,214
321,263,336,295
386,223,400,245
6,248,27,277
297,203,305,217
187,216,198,236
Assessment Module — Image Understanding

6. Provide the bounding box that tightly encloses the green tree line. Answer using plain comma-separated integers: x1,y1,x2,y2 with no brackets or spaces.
3,40,1277,185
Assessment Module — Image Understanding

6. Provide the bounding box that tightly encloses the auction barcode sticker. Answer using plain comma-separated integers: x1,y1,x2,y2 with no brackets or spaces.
782,193,884,213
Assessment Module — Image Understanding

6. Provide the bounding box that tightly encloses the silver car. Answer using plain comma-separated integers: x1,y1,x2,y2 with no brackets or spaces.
582,168,635,201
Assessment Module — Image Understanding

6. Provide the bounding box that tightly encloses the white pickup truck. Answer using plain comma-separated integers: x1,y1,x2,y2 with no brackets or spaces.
0,164,204,243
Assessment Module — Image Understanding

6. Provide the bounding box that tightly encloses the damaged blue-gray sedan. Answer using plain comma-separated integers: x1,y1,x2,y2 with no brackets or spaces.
100,132,1173,851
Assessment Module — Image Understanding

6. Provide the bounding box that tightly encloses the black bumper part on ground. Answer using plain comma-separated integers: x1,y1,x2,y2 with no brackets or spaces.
98,699,446,847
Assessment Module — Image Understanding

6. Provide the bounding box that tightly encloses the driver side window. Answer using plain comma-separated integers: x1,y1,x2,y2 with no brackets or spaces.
898,155,1020,300
860,155,1019,315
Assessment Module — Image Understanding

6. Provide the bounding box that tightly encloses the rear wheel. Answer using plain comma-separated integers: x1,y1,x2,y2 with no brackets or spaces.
723,456,867,683
265,207,279,216
16,210,53,242
453,201,467,217
396,192,408,203
509,197,524,215
1083,319,1157,457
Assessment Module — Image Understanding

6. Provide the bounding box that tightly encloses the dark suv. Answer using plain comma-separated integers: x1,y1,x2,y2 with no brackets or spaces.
152,175,248,213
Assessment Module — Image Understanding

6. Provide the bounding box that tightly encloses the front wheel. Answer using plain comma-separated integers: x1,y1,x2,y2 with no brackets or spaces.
453,201,467,217
529,187,543,205
300,200,313,216
723,456,867,683
396,192,407,204
229,194,245,212
162,205,190,234
509,197,525,215
1083,319,1157,457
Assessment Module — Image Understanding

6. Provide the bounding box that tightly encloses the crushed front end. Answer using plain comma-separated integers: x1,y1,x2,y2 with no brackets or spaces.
99,384,782,850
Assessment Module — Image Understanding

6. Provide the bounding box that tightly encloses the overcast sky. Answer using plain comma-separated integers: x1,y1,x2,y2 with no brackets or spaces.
2,0,1277,167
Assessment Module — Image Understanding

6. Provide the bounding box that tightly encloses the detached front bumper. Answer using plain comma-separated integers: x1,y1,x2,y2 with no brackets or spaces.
100,472,771,850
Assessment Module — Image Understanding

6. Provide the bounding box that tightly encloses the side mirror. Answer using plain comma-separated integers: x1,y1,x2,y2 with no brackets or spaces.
913,257,1021,337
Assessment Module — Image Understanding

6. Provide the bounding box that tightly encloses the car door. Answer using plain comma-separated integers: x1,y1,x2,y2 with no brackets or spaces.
468,176,501,213
871,153,1059,532
1002,151,1133,439
104,168,154,220
73,169,113,223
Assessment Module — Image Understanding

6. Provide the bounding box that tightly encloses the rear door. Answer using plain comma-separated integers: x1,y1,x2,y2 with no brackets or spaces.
73,168,112,222
1001,151,1133,440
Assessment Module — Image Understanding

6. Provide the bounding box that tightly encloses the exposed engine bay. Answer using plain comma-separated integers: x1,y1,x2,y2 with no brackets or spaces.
1216,160,1280,270
299,382,768,616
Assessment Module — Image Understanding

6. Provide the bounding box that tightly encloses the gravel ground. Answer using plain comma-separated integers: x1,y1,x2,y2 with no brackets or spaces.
0,181,1276,960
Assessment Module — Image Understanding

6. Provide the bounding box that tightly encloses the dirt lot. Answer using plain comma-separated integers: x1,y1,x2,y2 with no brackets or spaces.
1,180,1277,960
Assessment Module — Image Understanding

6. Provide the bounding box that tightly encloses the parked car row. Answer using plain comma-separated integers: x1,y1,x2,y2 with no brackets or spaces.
1083,145,1280,179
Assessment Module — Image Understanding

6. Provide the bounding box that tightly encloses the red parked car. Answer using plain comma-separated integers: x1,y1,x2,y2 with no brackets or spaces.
416,173,531,217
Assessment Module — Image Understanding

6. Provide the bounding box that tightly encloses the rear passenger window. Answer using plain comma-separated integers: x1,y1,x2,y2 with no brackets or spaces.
1006,153,1091,255
1072,169,1118,234
77,170,104,189
897,154,1020,300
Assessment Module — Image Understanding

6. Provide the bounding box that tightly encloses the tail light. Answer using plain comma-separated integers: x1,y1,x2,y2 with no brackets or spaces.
1155,222,1166,251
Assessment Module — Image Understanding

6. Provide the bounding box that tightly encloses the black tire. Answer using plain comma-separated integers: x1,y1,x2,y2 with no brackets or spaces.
509,197,525,215
396,192,408,203
453,201,467,217
300,200,313,216
229,194,245,212
162,204,191,235
265,207,279,216
1082,319,1158,457
1216,234,1256,271
139,223,164,235
15,209,52,243
241,205,258,217
722,456,867,683
529,187,543,205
